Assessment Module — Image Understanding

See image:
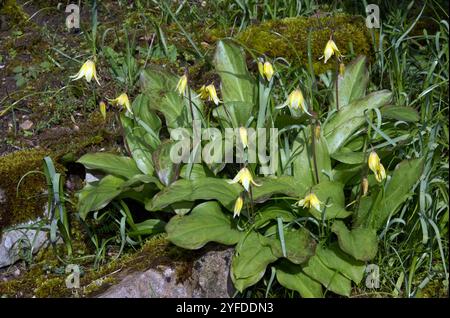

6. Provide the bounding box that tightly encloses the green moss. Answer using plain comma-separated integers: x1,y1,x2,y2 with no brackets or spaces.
234,14,374,74
0,149,65,228
0,0,29,27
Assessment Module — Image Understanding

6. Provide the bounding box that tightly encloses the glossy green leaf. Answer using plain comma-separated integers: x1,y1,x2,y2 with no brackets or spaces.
302,254,352,297
271,228,316,265
231,231,278,292
316,243,365,284
381,106,420,122
324,90,393,154
331,220,378,261
331,150,365,165
213,40,256,126
128,219,166,236
166,201,242,249
77,153,141,180
77,175,126,220
132,94,161,150
305,181,352,220
293,127,332,188
276,260,323,298
252,176,308,203
333,55,369,108
146,178,242,211
121,114,154,175
152,141,178,186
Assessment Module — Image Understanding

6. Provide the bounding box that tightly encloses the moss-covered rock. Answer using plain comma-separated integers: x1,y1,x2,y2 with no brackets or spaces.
235,14,373,74
0,149,61,229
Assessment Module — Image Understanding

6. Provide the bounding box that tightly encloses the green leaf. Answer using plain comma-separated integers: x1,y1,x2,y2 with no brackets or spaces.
252,176,307,203
381,106,420,122
166,201,242,249
276,260,323,298
302,254,352,297
306,181,352,220
316,243,365,284
369,158,425,229
293,126,332,188
213,40,256,126
77,175,126,220
333,55,369,108
121,114,154,175
254,206,296,229
231,231,278,292
146,178,241,211
152,141,178,186
271,228,316,265
324,90,393,154
331,150,365,165
128,219,166,236
331,220,378,261
132,94,161,150
139,67,186,130
119,174,161,190
77,153,141,179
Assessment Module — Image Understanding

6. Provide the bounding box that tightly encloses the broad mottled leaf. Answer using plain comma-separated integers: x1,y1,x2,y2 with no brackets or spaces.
77,153,141,179
276,260,323,298
77,175,125,220
293,127,332,188
231,232,278,292
153,141,178,186
316,243,365,284
166,201,242,249
324,90,393,154
129,219,166,236
146,178,241,211
252,176,307,203
369,158,425,229
254,206,295,229
271,228,316,265
333,55,369,108
213,40,256,126
381,106,419,122
302,254,352,297
331,150,365,165
331,220,378,261
132,94,161,150
121,114,154,175
304,181,352,220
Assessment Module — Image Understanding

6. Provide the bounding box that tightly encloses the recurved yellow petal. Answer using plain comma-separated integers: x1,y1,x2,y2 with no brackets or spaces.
297,193,322,212
227,167,261,192
233,196,244,218
368,151,386,182
70,60,100,85
110,93,132,114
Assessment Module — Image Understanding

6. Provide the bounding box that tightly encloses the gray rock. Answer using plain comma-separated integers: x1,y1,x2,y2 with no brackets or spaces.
97,247,235,298
0,223,48,268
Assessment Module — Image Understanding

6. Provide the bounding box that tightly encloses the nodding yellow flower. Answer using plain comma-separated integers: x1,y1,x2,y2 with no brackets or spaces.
99,101,107,120
198,84,220,105
70,60,100,85
233,196,244,218
109,93,132,114
368,151,386,182
228,167,261,192
176,74,188,95
258,59,274,81
322,39,341,64
239,127,248,149
276,89,310,115
296,193,322,212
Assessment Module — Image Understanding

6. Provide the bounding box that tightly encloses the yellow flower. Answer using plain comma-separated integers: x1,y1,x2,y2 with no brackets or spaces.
198,84,220,105
368,151,386,182
176,74,188,95
228,167,261,192
296,193,322,212
239,127,248,149
233,196,244,218
322,39,341,64
258,59,274,81
109,93,132,114
70,60,100,85
362,177,369,196
277,89,310,115
99,101,107,120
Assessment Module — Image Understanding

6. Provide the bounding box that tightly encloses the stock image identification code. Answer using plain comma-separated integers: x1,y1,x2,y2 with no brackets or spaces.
175,301,274,315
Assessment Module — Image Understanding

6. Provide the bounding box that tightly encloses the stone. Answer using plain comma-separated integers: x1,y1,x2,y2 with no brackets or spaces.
0,220,48,268
19,120,34,130
97,247,235,298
